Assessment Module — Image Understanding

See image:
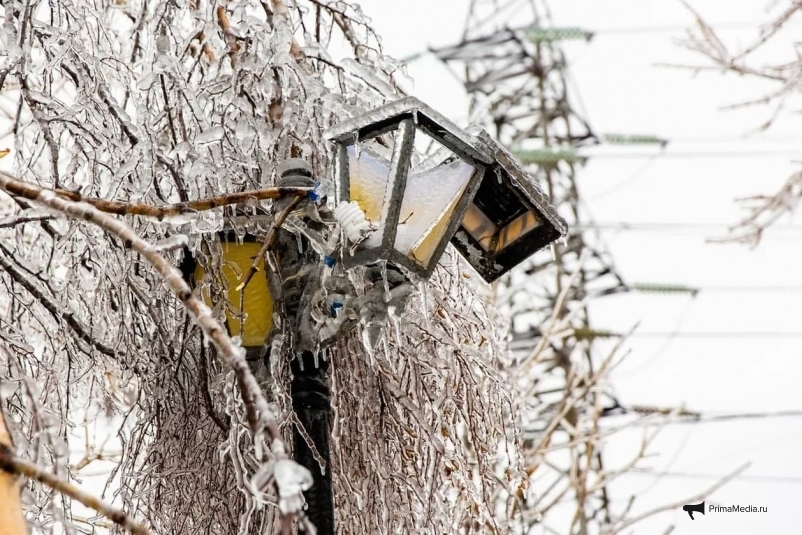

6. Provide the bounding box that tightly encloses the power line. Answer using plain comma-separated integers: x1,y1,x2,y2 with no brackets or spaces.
590,21,786,36
625,469,802,485
633,332,802,339
631,283,802,294
582,149,802,159
510,331,802,349
571,222,802,233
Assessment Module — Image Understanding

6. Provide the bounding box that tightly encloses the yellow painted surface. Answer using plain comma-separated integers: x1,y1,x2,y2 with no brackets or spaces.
0,407,26,535
408,188,465,267
496,210,541,251
194,242,273,348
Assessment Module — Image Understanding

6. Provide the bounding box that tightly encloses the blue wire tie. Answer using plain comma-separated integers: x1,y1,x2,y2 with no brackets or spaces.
323,255,336,268
308,182,322,202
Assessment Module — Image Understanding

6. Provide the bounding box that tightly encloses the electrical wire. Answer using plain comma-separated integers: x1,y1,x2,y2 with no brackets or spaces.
582,149,802,159
625,470,802,484
571,222,802,233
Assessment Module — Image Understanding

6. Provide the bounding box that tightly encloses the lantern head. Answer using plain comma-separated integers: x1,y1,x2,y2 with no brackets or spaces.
450,129,568,282
325,97,493,279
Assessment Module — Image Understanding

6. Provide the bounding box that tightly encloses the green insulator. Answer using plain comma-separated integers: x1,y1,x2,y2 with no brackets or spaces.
572,327,620,341
603,133,669,146
631,283,699,295
513,148,583,165
527,27,593,43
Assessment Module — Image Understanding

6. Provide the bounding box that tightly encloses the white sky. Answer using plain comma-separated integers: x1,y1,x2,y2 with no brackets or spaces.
357,0,802,533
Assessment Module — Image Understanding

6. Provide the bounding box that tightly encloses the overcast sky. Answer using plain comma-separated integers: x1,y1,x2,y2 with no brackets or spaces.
357,1,802,532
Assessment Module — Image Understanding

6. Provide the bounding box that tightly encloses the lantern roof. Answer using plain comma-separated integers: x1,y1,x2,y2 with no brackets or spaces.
324,96,493,166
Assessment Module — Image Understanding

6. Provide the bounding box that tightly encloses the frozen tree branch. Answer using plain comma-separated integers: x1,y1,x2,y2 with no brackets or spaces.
678,0,802,244
0,441,151,535
2,184,313,220
605,463,750,534
238,195,304,294
0,170,307,528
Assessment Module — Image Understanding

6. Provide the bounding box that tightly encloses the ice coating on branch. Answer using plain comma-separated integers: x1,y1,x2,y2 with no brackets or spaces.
195,127,225,145
150,234,189,252
273,459,314,514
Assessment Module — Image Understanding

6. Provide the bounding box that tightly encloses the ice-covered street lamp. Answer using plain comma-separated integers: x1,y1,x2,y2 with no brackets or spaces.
325,97,493,278
326,97,567,282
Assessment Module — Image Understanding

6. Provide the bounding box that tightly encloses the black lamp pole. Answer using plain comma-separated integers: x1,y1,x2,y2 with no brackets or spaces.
274,159,335,534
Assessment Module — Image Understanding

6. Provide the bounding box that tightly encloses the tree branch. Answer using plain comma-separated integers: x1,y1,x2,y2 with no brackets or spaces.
1,181,311,220
0,170,305,521
237,195,303,294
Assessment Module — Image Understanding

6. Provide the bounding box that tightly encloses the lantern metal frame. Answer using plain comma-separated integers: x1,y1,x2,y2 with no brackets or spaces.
325,96,494,279
450,129,569,282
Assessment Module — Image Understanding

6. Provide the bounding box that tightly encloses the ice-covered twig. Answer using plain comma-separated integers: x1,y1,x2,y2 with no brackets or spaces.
1,182,312,220
0,443,151,535
237,195,304,294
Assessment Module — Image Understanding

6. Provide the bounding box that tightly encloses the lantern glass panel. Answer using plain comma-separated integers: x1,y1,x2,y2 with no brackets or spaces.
193,241,273,348
346,131,480,268
461,168,542,254
395,146,476,267
345,140,394,249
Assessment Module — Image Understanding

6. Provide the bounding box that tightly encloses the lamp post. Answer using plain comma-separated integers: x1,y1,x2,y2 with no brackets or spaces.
185,97,566,534
183,159,335,534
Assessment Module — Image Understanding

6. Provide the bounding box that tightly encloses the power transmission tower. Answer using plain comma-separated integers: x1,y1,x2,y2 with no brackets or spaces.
434,0,630,532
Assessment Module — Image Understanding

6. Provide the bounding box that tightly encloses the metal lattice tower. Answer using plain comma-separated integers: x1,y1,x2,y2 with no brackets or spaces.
434,0,629,532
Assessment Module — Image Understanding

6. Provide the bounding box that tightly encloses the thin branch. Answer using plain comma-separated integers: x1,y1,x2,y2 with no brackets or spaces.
606,463,750,534
0,444,151,535
237,195,304,293
0,212,54,228
2,182,311,220
0,242,118,356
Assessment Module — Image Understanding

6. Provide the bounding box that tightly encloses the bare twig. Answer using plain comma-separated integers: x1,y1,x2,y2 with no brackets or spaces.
605,463,750,534
237,195,304,293
0,242,118,356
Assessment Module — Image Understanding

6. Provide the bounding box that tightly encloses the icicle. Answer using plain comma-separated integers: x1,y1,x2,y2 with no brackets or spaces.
412,109,419,125
550,243,556,261
562,235,568,247
353,133,361,158
361,327,375,360
388,305,403,351
418,280,431,329
379,260,391,302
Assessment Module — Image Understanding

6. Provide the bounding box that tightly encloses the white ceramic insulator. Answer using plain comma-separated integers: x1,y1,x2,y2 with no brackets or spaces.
334,201,373,243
